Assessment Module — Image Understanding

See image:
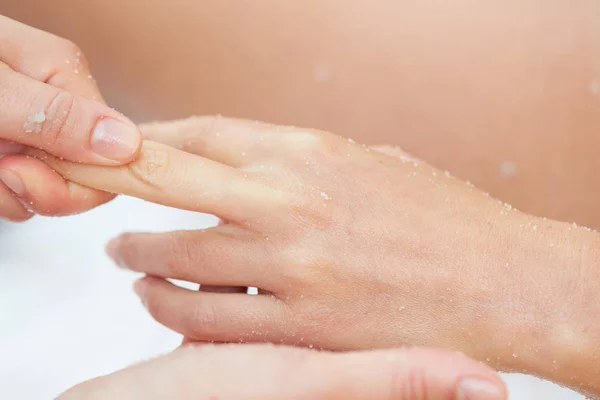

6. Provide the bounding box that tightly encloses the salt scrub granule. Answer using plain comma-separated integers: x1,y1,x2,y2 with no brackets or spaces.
247,287,258,296
313,64,332,84
320,192,330,200
589,80,599,96
23,112,46,133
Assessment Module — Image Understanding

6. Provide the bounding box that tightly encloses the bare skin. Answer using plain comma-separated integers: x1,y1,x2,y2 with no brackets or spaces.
59,344,506,400
11,116,600,397
0,16,142,221
3,0,600,227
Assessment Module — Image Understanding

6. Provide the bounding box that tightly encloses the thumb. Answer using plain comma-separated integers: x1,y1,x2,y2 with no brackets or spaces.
321,347,506,400
59,345,507,400
0,63,141,165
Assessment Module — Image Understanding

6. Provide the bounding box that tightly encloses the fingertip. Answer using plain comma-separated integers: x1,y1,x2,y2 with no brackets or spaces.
90,115,143,164
133,277,149,299
0,154,114,216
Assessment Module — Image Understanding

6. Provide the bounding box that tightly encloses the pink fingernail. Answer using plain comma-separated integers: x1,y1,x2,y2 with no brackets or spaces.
0,170,25,196
91,118,141,162
106,238,127,269
457,378,504,400
133,279,148,305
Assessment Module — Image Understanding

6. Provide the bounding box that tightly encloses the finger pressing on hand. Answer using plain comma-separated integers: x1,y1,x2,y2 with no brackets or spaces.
0,63,141,165
26,141,284,223
0,154,114,216
59,344,506,400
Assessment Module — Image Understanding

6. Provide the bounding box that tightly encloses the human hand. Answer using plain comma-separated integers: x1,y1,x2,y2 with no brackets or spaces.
0,15,141,221
58,344,506,400
32,116,600,395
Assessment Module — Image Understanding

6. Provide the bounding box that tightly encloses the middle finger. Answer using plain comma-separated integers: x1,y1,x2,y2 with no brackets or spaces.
26,141,286,223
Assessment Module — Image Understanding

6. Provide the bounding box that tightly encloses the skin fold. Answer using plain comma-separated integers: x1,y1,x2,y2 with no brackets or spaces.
8,116,598,397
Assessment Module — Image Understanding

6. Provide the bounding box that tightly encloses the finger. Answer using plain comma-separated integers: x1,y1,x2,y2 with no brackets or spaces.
320,348,506,399
59,345,506,400
0,15,102,100
26,141,282,222
0,155,114,216
133,277,287,343
140,116,285,167
0,182,33,222
194,220,248,295
0,64,141,164
0,139,25,155
105,228,277,290
141,117,354,173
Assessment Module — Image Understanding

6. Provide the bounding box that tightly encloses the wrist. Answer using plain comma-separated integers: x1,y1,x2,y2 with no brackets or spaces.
486,216,600,395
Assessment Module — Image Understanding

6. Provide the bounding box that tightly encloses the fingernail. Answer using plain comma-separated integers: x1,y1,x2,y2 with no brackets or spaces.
106,238,127,269
0,170,25,196
457,379,504,400
91,118,141,161
133,279,148,305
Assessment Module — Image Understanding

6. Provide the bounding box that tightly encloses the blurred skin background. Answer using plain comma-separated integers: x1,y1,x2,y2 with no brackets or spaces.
4,0,600,230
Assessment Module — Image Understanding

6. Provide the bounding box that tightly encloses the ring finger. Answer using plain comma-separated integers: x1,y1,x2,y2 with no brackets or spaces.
134,276,288,343
107,227,280,291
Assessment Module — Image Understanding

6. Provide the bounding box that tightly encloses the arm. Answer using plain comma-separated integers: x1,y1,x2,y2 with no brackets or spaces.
479,217,600,397
30,116,600,396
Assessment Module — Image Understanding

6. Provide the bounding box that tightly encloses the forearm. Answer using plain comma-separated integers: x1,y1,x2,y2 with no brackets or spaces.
482,215,600,395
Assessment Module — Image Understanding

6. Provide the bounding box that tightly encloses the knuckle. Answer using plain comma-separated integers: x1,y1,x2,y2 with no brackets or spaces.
36,91,76,146
59,39,84,61
128,147,174,189
289,195,335,231
388,365,429,400
283,130,328,154
165,234,195,276
191,115,222,137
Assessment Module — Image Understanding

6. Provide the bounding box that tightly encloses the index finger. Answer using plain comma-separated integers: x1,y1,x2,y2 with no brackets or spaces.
0,16,141,164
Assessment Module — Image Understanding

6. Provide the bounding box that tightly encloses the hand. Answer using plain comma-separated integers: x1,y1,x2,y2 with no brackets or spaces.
0,15,141,221
58,344,506,400
31,116,600,395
